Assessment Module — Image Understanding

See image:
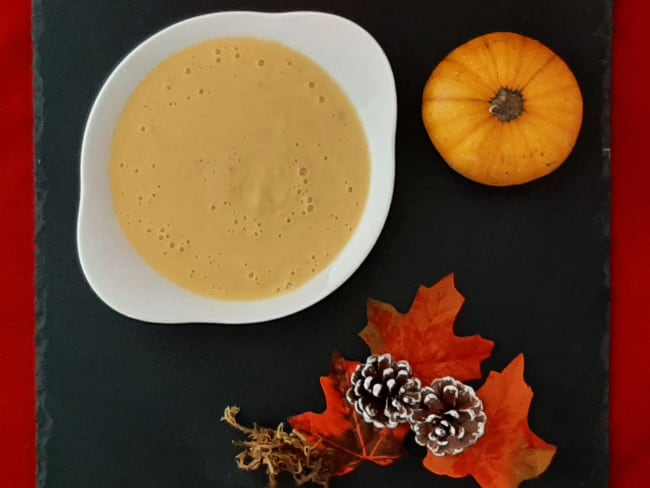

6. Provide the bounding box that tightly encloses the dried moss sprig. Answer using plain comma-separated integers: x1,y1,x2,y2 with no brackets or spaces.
221,406,334,488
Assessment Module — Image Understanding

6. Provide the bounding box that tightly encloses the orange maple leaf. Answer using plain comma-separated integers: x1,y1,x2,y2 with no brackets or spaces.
359,274,494,383
288,352,410,477
423,354,557,487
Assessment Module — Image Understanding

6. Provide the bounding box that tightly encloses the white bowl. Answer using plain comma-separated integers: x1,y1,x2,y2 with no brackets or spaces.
78,11,396,324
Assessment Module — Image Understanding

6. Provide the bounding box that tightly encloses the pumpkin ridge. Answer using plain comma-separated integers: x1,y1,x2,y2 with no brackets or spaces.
459,121,504,181
472,37,504,89
447,119,503,181
441,58,496,98
521,53,557,91
483,38,504,88
516,113,575,165
524,109,581,132
510,33,529,91
508,121,537,173
432,114,494,154
522,83,581,101
423,97,486,103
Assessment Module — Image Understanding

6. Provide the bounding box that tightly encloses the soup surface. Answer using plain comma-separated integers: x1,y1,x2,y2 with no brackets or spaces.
110,38,370,300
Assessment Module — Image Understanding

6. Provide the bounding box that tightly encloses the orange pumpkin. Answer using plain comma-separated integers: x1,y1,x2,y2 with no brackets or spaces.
422,32,583,186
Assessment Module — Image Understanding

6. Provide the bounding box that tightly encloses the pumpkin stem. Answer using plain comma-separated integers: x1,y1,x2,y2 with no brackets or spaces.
489,88,524,123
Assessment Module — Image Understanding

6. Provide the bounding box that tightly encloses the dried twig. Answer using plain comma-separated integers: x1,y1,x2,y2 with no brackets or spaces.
222,406,333,488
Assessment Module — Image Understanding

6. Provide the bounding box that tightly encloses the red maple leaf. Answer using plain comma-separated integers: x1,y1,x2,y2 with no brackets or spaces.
423,355,557,487
288,352,410,477
359,274,494,384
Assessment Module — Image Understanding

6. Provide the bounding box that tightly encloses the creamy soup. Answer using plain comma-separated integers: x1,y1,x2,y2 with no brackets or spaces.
110,38,370,300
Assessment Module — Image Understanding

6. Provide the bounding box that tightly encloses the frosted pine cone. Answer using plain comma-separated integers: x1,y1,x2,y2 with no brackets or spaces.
409,377,486,456
345,354,422,429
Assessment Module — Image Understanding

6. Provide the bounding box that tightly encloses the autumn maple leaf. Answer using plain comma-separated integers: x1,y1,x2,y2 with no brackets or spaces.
423,355,557,488
288,352,410,477
359,274,494,384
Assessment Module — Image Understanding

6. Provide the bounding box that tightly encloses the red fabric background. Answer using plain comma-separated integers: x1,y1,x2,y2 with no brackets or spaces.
610,0,650,484
0,1,36,487
0,1,648,486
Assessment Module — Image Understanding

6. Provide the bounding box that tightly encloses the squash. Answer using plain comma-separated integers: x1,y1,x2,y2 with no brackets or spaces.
422,32,583,186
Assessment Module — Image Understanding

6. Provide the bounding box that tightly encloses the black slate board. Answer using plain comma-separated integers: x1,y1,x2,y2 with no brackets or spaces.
34,1,611,486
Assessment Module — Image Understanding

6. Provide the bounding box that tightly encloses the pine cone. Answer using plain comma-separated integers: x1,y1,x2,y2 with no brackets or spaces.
409,377,486,456
345,354,422,429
